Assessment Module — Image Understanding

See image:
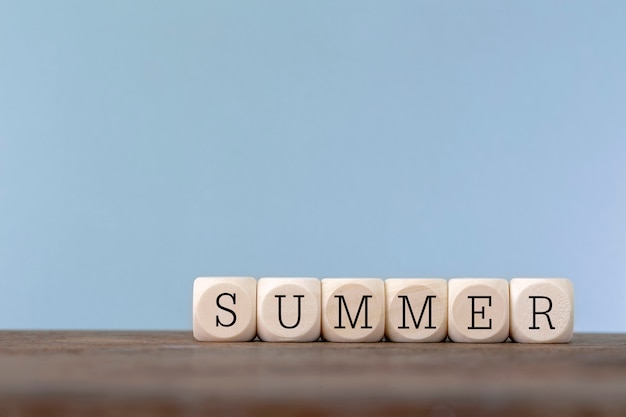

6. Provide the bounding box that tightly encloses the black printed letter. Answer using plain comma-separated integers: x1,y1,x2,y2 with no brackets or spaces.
216,292,237,327
529,296,555,330
397,295,437,329
334,295,373,329
468,296,492,330
275,294,304,329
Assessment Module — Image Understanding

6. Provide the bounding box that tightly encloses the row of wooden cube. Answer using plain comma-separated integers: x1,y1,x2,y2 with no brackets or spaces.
193,277,574,343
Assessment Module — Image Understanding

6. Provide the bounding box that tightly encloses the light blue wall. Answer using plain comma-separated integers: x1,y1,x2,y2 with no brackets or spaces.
1,2,624,331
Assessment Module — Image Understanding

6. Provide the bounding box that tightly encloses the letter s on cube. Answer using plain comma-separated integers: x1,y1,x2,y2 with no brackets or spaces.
193,277,257,342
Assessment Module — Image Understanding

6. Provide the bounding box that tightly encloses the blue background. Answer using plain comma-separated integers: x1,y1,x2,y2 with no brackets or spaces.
1,2,624,331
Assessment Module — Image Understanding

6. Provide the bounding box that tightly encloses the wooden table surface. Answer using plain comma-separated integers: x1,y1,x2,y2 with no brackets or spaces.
0,332,624,416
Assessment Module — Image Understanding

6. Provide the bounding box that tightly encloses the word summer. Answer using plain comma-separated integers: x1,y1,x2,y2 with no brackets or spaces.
192,277,574,344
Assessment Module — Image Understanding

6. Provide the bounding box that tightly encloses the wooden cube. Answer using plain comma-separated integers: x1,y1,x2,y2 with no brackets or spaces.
193,277,257,342
385,278,448,342
448,278,509,343
321,278,385,342
257,277,321,342
509,278,574,343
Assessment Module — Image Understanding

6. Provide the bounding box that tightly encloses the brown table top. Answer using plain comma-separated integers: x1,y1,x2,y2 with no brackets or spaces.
0,331,624,416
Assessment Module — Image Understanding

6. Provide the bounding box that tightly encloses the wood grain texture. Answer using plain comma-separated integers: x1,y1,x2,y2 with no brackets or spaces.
0,332,625,416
